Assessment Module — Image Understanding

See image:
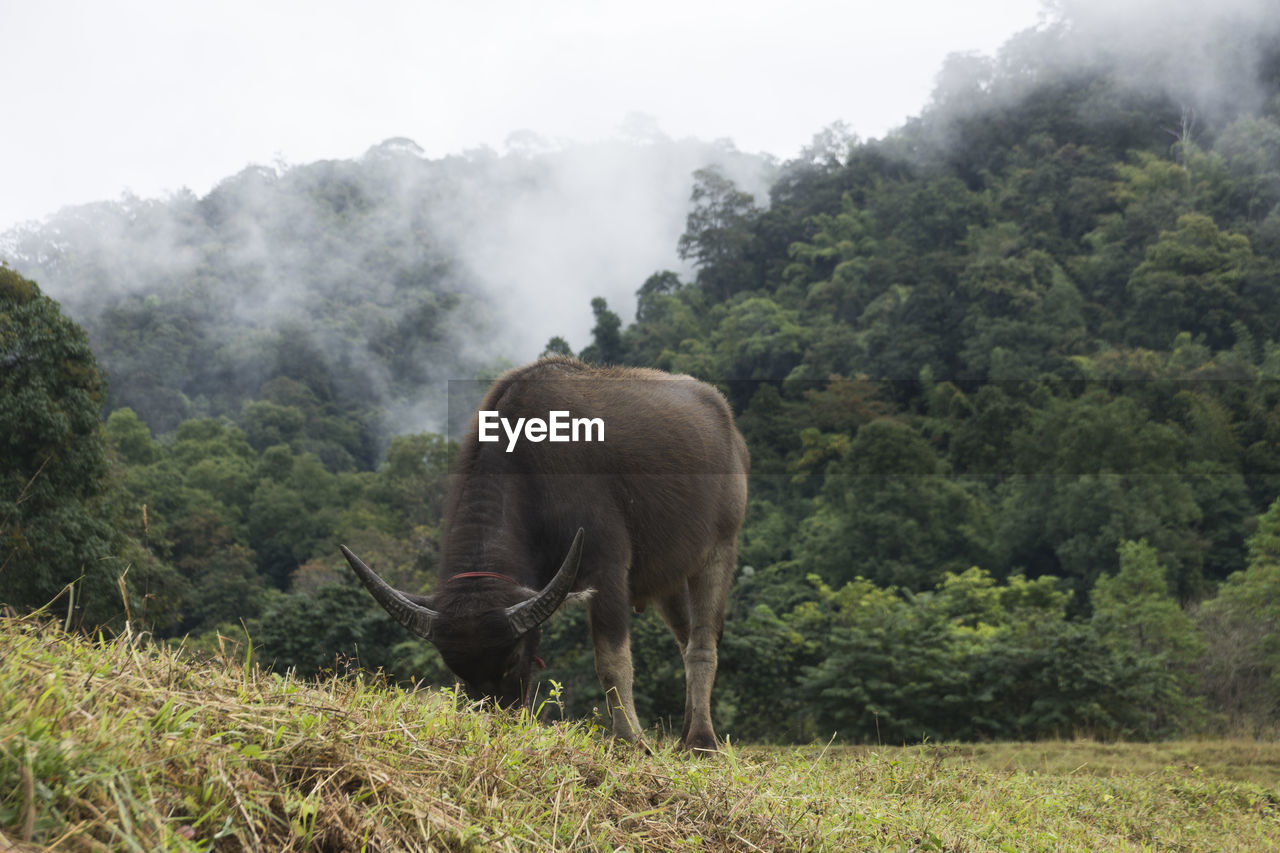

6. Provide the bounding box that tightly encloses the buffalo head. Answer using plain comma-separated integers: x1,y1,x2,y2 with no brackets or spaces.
339,528,585,708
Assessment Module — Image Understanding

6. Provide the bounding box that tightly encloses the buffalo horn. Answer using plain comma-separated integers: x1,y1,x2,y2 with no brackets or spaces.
340,545,441,640
504,528,585,637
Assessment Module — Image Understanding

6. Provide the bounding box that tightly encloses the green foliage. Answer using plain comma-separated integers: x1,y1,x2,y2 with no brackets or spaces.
714,592,818,742
790,565,1192,742
993,391,1209,597
541,335,574,358
93,404,447,643
1089,540,1206,734
248,582,409,676
167,511,266,630
664,296,809,385
0,268,174,627
678,166,763,301
622,272,706,368
577,297,624,365
968,618,1168,739
105,407,159,465
1195,497,1280,729
248,479,334,588
784,194,881,322
1125,213,1254,348
800,576,973,742
1093,540,1205,663
797,420,994,589
241,400,306,452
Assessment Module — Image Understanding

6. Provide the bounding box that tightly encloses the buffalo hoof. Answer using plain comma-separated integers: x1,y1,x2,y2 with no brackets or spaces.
680,732,718,754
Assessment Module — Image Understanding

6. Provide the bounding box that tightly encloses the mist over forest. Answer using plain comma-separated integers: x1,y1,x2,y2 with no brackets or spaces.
6,0,1280,743
1,133,770,447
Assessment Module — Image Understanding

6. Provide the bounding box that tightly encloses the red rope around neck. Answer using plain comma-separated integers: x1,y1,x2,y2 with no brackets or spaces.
448,571,519,583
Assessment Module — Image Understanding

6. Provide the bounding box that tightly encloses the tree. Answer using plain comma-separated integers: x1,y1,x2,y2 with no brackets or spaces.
1125,213,1254,349
996,392,1206,598
677,167,762,300
624,274,706,369
0,267,166,626
541,336,573,358
956,224,1087,379
1093,540,1200,656
797,420,995,589
167,511,265,632
578,297,624,365
248,480,329,588
105,408,160,465
366,432,451,541
250,582,410,677
783,194,881,322
1213,115,1280,223
700,296,808,383
1195,497,1280,728
1089,539,1205,733
799,576,972,742
241,400,306,452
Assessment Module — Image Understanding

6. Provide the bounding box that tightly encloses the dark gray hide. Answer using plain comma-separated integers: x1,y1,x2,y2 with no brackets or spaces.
341,356,749,751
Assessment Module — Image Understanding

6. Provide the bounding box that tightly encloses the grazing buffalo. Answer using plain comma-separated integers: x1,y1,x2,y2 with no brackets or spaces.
340,357,749,751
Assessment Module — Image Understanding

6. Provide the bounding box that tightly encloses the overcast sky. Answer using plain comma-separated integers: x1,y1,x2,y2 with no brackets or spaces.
0,0,1049,232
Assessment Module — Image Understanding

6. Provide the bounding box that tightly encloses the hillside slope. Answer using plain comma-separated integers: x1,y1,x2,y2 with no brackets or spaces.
1,616,1276,851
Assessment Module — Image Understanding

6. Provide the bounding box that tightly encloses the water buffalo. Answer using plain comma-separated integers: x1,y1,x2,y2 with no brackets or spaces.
340,356,749,751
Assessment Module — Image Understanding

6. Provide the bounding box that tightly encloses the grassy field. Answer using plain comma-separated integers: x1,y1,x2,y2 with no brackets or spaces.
1,616,1277,851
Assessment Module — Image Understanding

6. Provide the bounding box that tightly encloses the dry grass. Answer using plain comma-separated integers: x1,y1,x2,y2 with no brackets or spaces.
1,614,1278,851
936,739,1280,786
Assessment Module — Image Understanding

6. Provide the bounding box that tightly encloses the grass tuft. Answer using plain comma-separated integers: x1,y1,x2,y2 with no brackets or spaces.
2,613,1278,851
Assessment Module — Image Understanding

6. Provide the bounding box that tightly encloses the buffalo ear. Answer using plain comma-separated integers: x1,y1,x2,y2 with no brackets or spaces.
563,588,596,608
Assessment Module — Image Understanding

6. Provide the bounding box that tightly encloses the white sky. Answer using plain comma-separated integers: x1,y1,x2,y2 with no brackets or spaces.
0,0,1046,233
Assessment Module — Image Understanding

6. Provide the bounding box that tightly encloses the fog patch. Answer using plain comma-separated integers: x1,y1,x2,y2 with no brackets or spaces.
423,133,773,360
914,0,1280,158
1,129,774,443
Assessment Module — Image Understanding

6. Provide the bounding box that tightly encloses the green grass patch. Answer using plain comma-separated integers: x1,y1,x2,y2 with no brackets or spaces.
2,614,1277,851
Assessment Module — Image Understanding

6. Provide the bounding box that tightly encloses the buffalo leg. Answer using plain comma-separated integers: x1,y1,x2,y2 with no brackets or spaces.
655,584,697,740
681,540,737,752
654,582,692,654
586,605,645,743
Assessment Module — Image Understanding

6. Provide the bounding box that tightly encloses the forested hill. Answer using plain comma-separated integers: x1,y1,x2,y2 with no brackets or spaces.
599,7,1280,604
5,4,1280,744
2,136,770,463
